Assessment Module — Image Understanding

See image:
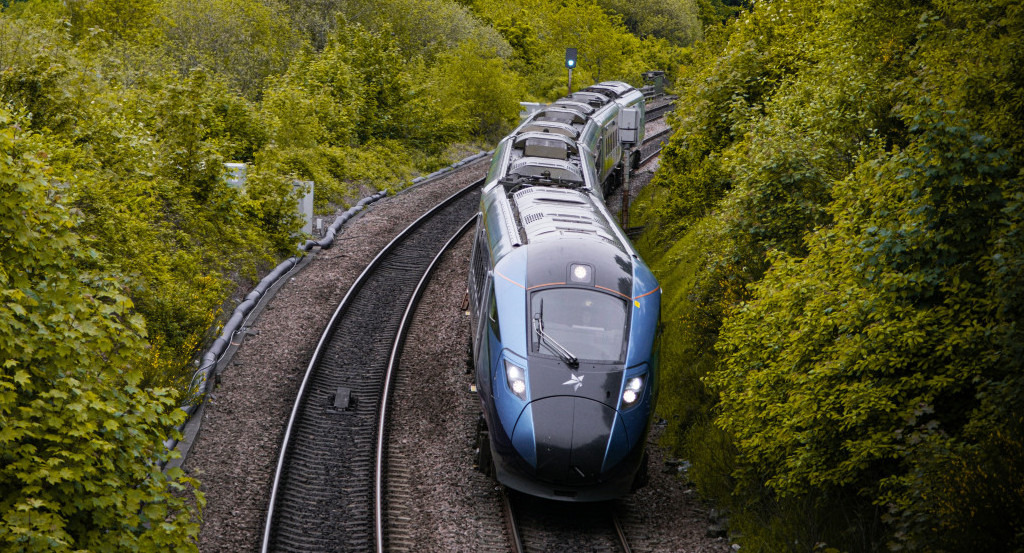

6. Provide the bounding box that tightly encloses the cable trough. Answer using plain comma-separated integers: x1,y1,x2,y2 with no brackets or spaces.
261,180,483,553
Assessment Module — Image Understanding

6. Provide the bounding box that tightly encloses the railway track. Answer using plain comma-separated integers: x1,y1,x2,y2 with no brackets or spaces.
262,101,674,552
261,180,483,553
373,217,478,552
645,97,676,122
502,488,633,553
639,127,672,168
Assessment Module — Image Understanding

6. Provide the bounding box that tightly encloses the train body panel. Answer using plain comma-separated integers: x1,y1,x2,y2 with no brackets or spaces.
470,82,660,502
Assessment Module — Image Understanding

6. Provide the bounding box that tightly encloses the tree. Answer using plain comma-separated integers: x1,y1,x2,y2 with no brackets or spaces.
596,0,701,45
0,107,202,551
158,0,303,98
431,39,524,140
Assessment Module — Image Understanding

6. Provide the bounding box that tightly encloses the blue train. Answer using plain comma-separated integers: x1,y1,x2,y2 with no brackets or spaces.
469,82,661,501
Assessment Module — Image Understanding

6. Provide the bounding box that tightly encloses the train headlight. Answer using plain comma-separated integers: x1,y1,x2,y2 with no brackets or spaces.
505,360,527,400
621,375,645,407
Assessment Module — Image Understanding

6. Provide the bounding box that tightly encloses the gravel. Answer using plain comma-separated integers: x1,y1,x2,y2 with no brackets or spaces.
381,230,729,552
183,159,487,553
187,118,729,552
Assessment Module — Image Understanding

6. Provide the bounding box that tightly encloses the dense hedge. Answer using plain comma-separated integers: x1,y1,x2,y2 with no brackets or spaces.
0,107,201,551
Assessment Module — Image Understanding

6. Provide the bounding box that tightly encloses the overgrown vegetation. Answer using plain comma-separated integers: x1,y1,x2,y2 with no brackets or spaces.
636,0,1023,550
0,107,202,551
1,0,697,548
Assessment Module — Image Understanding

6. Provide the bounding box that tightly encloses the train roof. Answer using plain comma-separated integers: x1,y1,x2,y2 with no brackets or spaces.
480,81,647,268
498,116,593,189
582,81,635,98
511,187,620,248
480,174,634,266
523,235,634,298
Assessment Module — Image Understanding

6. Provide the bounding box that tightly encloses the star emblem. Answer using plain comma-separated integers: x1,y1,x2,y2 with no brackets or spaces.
562,373,584,391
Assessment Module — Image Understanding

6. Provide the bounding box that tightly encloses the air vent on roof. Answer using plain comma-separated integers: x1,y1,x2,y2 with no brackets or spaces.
520,123,579,139
537,108,585,125
523,137,568,160
508,158,583,183
523,212,545,224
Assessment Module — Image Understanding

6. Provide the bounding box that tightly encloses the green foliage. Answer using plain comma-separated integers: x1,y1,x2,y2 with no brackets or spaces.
158,0,303,98
596,0,702,44
430,39,525,141
472,0,687,100
66,0,159,42
694,0,750,28
547,0,637,84
640,0,1024,550
0,108,202,551
259,20,469,205
276,0,510,58
360,0,511,60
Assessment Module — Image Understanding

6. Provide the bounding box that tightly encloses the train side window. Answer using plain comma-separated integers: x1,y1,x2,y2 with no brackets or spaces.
604,121,618,153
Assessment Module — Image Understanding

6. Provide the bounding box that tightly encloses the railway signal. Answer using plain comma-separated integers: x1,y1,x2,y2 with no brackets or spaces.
566,47,577,94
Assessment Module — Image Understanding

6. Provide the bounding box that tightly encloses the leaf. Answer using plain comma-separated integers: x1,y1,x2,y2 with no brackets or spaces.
13,370,31,387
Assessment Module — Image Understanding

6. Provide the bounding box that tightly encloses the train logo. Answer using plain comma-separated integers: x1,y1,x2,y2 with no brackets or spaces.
562,374,585,391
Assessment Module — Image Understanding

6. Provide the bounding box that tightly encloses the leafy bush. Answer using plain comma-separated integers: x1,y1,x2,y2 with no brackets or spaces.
430,39,525,141
158,0,302,98
596,0,702,44
639,0,1024,549
0,107,202,552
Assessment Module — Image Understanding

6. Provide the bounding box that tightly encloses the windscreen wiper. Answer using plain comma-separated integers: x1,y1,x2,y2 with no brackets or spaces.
533,300,579,367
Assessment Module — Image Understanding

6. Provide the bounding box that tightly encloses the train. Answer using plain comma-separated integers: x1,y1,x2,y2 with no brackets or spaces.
468,81,662,502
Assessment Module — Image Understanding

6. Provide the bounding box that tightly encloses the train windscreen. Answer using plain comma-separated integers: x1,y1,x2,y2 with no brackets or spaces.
530,288,627,363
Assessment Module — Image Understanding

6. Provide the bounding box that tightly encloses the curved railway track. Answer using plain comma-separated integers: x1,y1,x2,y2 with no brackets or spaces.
261,181,483,552
645,97,676,122
373,217,477,552
261,103,673,553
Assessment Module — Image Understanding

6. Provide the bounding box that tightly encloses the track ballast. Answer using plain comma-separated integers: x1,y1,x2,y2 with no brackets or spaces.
261,182,482,552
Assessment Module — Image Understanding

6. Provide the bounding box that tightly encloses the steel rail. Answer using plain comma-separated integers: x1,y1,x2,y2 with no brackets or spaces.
645,98,676,121
261,178,485,552
374,214,478,553
612,511,633,553
639,127,673,169
501,488,525,553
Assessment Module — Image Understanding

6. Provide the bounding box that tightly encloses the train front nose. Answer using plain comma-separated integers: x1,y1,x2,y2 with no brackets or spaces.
519,396,625,485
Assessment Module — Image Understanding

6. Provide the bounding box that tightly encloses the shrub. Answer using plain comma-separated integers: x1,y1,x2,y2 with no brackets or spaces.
0,107,202,552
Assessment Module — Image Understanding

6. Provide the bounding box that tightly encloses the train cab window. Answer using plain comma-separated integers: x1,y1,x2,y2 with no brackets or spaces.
530,288,628,363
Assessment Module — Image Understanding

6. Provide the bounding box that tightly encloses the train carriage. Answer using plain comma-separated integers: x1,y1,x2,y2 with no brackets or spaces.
469,82,661,501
